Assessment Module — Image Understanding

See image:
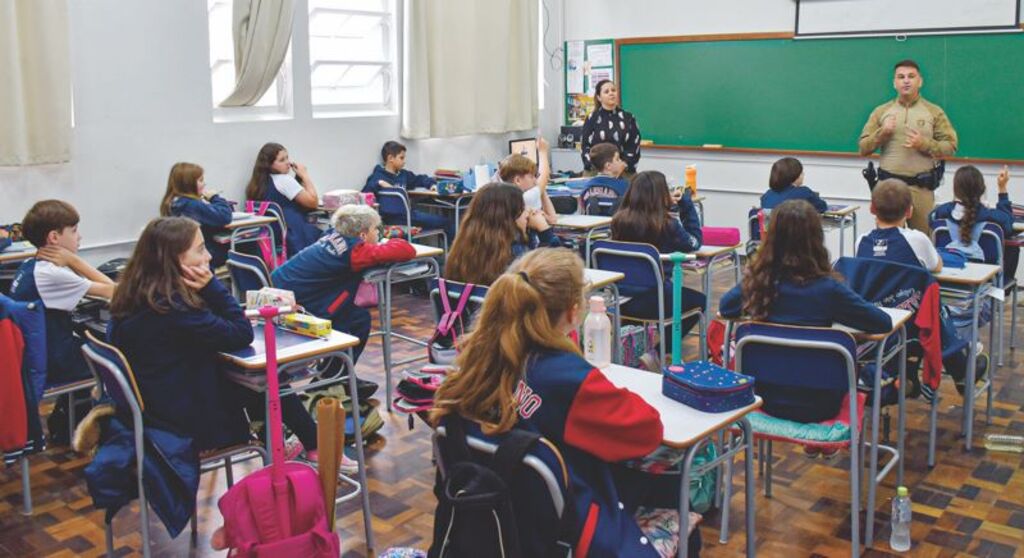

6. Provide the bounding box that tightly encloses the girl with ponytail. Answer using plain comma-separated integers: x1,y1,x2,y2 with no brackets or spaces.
431,247,701,557
932,165,1017,278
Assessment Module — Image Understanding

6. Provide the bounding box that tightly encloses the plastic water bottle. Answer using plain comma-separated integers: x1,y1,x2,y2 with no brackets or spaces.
584,295,612,369
890,486,912,552
984,433,1024,453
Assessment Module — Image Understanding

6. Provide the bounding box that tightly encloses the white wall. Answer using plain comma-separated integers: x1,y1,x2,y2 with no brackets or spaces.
551,0,1024,262
0,0,558,262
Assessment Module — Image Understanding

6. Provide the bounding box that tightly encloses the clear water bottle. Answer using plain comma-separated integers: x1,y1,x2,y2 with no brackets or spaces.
984,433,1024,453
583,295,612,369
890,486,912,552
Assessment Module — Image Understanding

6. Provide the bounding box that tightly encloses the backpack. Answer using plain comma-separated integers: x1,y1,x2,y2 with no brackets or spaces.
428,279,478,365
429,418,574,558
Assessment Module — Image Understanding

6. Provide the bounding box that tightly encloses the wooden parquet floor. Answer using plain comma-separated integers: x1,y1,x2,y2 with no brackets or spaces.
2,276,1023,557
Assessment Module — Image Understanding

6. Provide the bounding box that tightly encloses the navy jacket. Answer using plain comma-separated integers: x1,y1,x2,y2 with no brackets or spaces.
760,185,828,213
932,193,1014,238
107,278,253,451
513,228,562,261
362,164,436,217
856,227,920,268
169,195,232,268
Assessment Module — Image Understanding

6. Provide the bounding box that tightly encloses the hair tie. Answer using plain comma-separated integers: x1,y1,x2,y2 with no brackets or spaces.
518,271,531,285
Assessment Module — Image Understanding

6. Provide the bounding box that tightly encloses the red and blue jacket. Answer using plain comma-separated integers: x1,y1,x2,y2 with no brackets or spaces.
271,232,416,319
514,349,664,557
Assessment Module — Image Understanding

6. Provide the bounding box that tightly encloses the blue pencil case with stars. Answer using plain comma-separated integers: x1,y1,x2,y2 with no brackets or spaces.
662,361,755,413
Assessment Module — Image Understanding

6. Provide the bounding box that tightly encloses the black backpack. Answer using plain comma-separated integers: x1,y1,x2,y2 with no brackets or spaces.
428,418,575,558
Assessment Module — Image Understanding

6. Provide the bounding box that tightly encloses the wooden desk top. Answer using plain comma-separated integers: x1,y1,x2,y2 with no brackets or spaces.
833,307,912,341
555,215,613,230
0,241,36,264
601,364,762,448
220,325,360,370
933,262,1000,286
584,268,625,290
410,242,444,258
824,204,860,217
224,214,278,230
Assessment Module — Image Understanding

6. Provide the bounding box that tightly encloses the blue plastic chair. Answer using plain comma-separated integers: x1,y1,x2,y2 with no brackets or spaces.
377,186,449,251
226,249,273,301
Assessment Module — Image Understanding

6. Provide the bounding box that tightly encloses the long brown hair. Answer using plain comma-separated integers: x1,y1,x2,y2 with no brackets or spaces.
245,142,286,201
445,183,527,285
612,170,674,243
110,217,206,317
431,248,585,434
953,165,986,245
741,200,837,320
159,162,204,216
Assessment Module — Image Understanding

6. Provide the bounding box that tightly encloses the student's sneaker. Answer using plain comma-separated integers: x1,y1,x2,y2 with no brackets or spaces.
341,376,380,401
304,449,360,475
955,353,989,396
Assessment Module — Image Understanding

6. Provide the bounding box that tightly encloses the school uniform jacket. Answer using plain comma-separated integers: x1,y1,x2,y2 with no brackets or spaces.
515,349,664,557
107,278,253,451
271,232,416,320
760,184,828,213
932,193,1015,238
0,302,27,453
580,175,629,212
362,164,436,217
169,194,233,267
262,176,322,257
513,228,563,261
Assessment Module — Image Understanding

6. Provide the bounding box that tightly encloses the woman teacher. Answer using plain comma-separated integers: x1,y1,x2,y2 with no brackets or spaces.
581,79,642,176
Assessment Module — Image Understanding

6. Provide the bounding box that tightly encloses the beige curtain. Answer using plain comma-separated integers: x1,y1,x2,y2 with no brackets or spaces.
0,0,71,166
403,0,538,139
219,0,294,107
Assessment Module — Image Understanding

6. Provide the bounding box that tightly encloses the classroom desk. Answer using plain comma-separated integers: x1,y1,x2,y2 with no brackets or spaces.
364,243,443,411
0,241,36,264
407,189,475,236
602,364,760,558
555,214,612,267
823,204,860,258
584,268,625,363
933,262,1001,452
220,325,375,551
663,244,742,319
223,212,278,253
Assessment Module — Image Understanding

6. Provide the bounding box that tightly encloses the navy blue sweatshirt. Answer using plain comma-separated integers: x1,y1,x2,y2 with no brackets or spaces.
932,193,1015,238
169,194,233,267
760,184,828,213
362,164,436,217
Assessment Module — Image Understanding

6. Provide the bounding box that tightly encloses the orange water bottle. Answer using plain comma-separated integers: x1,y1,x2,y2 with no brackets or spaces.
685,164,698,195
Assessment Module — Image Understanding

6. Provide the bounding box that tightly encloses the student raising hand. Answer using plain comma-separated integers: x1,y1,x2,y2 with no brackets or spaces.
998,165,1010,194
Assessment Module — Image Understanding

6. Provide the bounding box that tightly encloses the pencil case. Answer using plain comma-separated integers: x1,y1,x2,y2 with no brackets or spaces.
662,361,755,413
700,226,740,246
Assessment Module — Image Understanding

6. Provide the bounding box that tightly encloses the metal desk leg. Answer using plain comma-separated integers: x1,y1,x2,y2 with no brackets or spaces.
897,326,907,488
20,457,31,515
703,258,714,318
838,215,847,259
341,350,377,555
851,212,858,257
741,418,755,557
677,446,696,558
383,275,395,411
610,283,622,364
964,285,981,450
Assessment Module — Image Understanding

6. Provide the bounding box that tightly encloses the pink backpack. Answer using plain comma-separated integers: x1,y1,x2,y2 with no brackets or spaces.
217,306,340,557
245,201,288,270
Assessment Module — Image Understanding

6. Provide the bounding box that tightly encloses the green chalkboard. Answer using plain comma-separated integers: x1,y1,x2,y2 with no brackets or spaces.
618,33,1024,161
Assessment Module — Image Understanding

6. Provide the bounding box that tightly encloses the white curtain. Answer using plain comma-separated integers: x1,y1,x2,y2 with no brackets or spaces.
403,0,538,139
0,0,72,166
219,0,294,107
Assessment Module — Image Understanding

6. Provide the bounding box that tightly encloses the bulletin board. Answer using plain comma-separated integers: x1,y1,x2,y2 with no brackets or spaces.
563,38,615,126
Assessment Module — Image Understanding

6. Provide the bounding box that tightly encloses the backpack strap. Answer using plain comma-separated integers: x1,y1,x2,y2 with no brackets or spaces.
437,281,476,336
441,415,473,465
491,428,541,482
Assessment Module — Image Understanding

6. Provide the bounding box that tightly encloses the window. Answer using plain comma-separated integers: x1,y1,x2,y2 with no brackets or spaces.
308,0,397,116
207,0,292,118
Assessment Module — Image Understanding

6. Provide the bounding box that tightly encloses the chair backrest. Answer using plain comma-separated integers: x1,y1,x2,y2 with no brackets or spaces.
734,322,857,394
591,240,664,292
227,250,272,299
434,420,570,557
81,330,145,416
377,187,412,227
931,220,1004,265
747,207,763,242
429,278,489,325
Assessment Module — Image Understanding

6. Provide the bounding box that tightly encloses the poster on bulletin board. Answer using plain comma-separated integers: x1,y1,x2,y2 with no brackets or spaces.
564,38,615,126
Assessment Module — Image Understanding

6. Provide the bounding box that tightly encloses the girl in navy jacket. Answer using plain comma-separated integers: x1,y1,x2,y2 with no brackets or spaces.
432,248,699,557
445,183,561,285
720,200,892,422
760,157,828,213
245,142,322,257
159,162,233,268
611,171,706,346
932,165,1018,280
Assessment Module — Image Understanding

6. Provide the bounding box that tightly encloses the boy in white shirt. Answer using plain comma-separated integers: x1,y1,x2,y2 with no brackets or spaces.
499,137,557,224
856,179,941,272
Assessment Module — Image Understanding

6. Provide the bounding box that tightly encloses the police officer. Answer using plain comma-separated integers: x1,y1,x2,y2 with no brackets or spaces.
859,59,958,234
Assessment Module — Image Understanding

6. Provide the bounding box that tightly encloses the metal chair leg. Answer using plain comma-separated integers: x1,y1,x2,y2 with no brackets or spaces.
20,456,32,516
105,518,115,557
190,510,198,548
224,456,234,487
764,439,773,498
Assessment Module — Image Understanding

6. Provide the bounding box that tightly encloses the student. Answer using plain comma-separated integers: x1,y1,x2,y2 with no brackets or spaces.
720,199,892,423
611,170,706,341
445,183,561,285
272,205,415,377
10,200,116,386
0,228,10,252
245,142,322,257
432,248,701,557
760,157,828,213
580,142,629,215
362,140,454,241
159,162,233,269
499,137,557,224
932,165,1018,279
108,217,353,470
856,179,985,396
